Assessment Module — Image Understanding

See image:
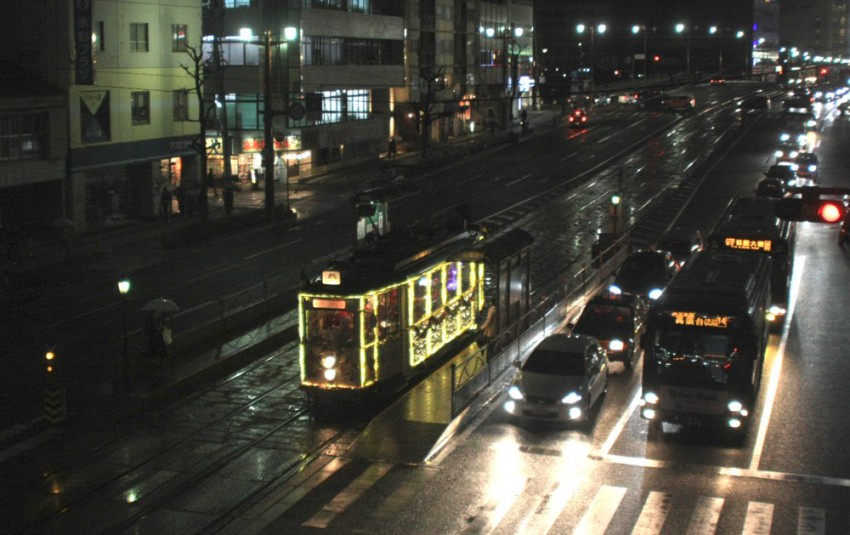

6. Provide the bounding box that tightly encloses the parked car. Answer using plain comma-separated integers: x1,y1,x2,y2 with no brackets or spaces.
504,334,609,424
569,293,647,370
656,226,704,268
609,250,678,301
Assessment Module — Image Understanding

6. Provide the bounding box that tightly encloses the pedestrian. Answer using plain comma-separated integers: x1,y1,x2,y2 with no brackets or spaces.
175,184,185,215
387,137,397,160
185,189,196,218
161,316,173,357
208,169,218,197
223,186,234,216
146,314,167,359
159,186,172,221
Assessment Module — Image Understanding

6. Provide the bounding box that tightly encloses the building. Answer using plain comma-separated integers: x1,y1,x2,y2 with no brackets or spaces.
0,0,203,234
202,1,404,187
780,0,850,59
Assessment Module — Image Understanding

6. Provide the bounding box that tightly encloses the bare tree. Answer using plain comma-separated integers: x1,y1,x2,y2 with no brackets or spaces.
180,43,216,222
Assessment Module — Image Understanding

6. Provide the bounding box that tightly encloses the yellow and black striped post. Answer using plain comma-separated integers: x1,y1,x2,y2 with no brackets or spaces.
44,349,66,424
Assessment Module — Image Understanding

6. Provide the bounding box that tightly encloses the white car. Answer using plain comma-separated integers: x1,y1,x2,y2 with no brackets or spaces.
504,334,608,424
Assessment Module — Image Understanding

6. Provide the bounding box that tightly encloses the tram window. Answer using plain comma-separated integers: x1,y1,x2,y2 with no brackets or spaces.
364,301,377,343
377,289,400,338
446,263,460,297
414,276,429,322
307,309,354,346
460,263,473,293
431,270,444,311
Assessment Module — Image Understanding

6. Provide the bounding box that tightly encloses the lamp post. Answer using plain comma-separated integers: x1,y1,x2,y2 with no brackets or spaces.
675,23,690,80
117,278,131,387
709,26,724,76
577,23,606,95
631,25,648,78
260,27,297,219
736,30,747,77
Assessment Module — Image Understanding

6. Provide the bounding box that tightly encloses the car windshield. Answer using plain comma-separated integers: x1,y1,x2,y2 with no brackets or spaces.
574,305,633,337
523,350,586,376
767,166,795,179
616,255,667,287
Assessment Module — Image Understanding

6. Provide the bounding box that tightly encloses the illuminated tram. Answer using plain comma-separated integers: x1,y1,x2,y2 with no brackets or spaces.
639,250,773,436
298,222,533,400
708,196,794,319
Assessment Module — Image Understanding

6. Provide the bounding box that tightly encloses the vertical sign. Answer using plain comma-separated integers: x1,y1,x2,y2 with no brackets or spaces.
74,0,93,85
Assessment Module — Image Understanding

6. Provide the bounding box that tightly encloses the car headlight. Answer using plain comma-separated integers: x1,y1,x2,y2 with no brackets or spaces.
808,164,817,172
643,391,659,404
728,400,743,412
774,150,783,158
780,133,790,141
608,339,625,352
561,391,583,404
508,385,524,400
648,288,663,300
608,284,622,295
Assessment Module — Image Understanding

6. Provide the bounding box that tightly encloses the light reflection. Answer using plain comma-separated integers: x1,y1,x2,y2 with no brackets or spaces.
485,437,528,516
125,489,139,503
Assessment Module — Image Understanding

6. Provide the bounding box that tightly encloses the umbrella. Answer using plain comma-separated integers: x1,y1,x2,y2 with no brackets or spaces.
141,297,180,315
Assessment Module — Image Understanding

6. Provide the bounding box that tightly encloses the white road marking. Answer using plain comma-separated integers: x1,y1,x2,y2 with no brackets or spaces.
244,238,302,260
506,174,532,187
750,255,805,471
598,389,641,458
515,479,580,535
741,501,774,535
797,507,825,535
572,485,627,535
685,496,724,535
301,461,393,529
631,491,672,535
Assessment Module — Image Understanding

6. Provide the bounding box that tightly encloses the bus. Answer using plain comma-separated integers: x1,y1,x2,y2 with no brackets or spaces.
707,196,794,319
297,221,533,401
639,250,772,437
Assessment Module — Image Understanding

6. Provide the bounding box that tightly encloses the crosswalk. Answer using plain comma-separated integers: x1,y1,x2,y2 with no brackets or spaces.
283,461,836,534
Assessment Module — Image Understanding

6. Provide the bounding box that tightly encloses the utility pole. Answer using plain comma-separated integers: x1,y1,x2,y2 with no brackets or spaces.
263,31,275,219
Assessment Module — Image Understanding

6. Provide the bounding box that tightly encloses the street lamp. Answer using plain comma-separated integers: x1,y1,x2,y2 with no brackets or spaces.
709,26,723,75
631,25,648,78
117,278,131,387
261,28,297,219
675,23,690,79
577,23,606,94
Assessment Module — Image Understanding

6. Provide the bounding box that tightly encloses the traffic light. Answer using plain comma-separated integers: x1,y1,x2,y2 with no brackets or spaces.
653,55,661,62
776,197,846,223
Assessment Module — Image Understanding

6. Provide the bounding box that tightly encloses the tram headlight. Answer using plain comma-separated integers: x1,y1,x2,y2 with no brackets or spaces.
323,369,337,381
508,385,524,400
322,355,337,369
608,339,625,352
561,391,583,405
608,284,622,295
728,400,743,412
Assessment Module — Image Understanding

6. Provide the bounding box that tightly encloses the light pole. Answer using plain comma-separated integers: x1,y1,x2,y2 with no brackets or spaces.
709,26,724,76
675,23,690,80
260,27,297,219
631,25,648,78
577,23,606,95
736,30,747,77
117,278,131,387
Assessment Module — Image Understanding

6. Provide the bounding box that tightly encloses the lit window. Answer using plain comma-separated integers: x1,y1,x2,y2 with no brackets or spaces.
172,24,188,52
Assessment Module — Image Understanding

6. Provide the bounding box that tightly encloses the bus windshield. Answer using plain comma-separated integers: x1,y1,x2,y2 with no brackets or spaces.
654,329,736,362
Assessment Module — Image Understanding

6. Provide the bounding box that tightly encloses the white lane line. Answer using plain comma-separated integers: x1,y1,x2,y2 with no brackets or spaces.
597,134,615,144
631,491,673,535
516,479,581,535
684,496,724,535
797,507,825,535
741,501,774,535
597,389,641,459
750,255,806,471
559,151,579,162
506,174,532,187
573,485,627,535
301,461,393,529
244,238,302,260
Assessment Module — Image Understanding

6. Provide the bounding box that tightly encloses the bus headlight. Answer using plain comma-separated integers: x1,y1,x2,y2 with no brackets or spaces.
643,391,659,404
561,391,583,404
642,408,657,419
728,400,743,412
508,385,524,400
608,339,625,352
808,164,817,172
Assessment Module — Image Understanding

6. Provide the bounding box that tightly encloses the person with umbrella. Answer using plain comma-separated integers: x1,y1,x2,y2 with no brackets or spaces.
142,298,179,359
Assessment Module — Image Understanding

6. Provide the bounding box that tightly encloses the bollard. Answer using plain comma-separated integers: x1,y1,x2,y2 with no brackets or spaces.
44,349,66,424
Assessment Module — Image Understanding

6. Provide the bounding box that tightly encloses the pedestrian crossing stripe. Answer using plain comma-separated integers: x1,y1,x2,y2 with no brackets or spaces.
632,491,672,535
302,461,392,529
573,485,627,535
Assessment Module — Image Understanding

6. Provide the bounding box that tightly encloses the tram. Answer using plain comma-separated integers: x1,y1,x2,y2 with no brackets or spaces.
297,218,533,400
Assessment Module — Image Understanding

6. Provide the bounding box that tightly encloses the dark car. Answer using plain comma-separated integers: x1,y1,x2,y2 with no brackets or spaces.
795,152,819,181
569,293,647,369
765,163,798,187
740,95,771,113
754,178,787,200
609,250,678,302
656,226,704,268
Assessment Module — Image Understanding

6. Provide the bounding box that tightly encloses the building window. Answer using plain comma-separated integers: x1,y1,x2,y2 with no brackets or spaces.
130,23,149,52
173,90,189,121
94,21,105,52
172,24,188,52
0,113,47,160
131,91,150,125
224,0,251,7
